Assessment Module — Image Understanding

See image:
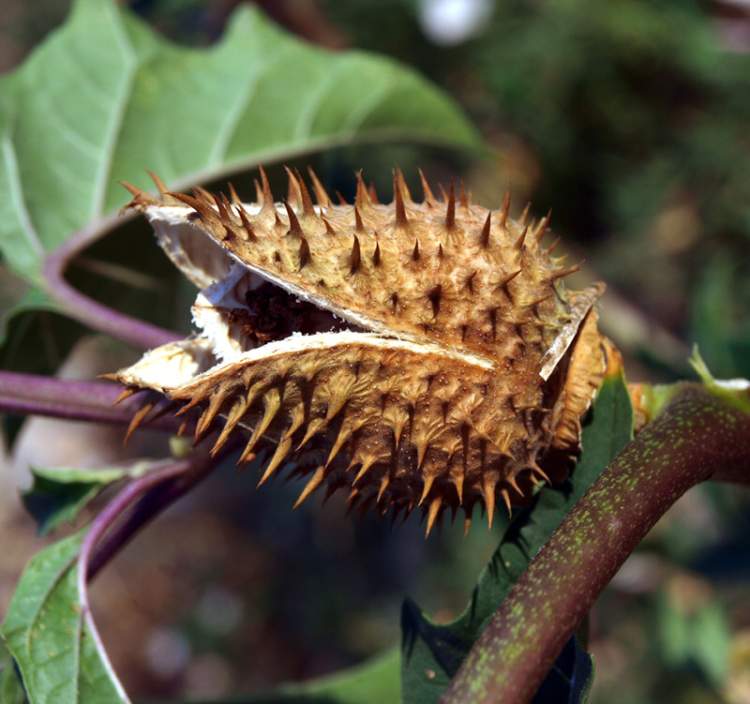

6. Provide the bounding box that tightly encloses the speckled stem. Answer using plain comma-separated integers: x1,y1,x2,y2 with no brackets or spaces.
442,383,750,704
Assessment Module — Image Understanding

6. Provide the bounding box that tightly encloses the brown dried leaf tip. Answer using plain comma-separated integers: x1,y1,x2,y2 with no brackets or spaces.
111,168,615,535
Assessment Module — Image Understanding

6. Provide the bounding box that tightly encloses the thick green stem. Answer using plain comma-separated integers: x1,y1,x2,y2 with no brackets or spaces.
443,383,750,704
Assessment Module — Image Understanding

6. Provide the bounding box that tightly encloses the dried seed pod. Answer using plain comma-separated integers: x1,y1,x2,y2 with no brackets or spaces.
112,169,615,534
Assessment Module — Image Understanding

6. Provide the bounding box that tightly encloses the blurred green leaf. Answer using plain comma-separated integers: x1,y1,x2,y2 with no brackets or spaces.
225,648,400,704
657,592,690,669
401,372,633,703
692,603,730,687
0,638,26,704
1,532,127,704
691,255,750,379
21,462,151,536
0,0,479,342
656,591,730,690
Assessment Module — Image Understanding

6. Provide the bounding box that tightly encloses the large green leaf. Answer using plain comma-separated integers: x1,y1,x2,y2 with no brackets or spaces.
401,372,634,703
1,532,127,704
0,0,478,316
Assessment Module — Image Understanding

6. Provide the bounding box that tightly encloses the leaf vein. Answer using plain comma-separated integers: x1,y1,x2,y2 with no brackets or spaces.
292,60,344,141
342,74,395,134
210,47,290,165
90,4,137,218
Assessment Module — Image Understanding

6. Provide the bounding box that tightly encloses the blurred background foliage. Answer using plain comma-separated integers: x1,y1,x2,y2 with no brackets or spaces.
1,1,749,703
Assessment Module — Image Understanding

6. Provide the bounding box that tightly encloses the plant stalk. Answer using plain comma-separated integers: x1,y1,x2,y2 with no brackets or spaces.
77,459,200,589
86,456,218,580
74,453,214,698
442,383,750,704
0,371,180,431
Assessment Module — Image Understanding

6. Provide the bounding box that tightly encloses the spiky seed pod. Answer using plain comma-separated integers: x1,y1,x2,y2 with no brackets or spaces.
112,168,616,535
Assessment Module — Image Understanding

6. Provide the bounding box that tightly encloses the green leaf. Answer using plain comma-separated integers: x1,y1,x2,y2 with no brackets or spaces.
21,464,147,536
0,0,479,339
401,372,633,704
657,591,691,667
656,592,730,689
0,638,26,704
1,532,128,704
691,254,750,379
691,603,730,687
220,648,400,704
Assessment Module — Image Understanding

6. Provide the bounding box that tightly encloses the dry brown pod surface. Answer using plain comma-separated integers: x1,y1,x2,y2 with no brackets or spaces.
110,168,616,535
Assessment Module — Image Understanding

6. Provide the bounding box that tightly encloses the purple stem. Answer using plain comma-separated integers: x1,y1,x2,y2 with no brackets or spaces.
1,371,127,406
77,459,197,592
42,212,181,349
75,455,213,693
0,371,180,432
86,456,217,580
